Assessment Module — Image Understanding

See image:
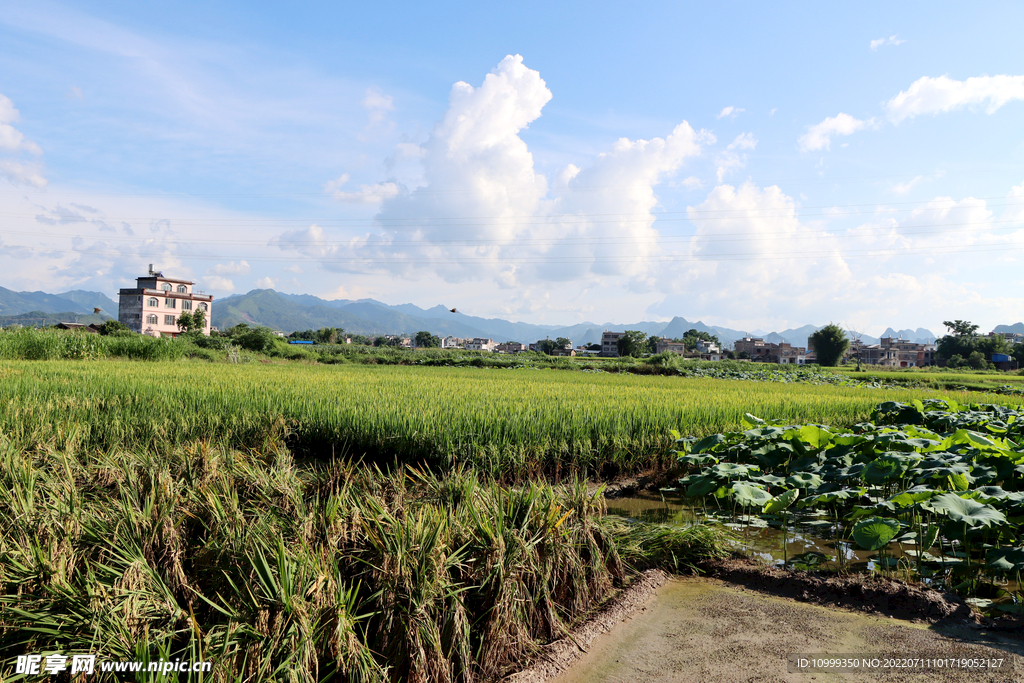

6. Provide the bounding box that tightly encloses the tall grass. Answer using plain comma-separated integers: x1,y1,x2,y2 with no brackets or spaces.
0,440,726,682
0,360,1015,477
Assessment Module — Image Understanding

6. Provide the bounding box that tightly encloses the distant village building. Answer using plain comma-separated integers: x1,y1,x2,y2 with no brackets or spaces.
601,331,625,357
495,341,527,353
441,336,465,349
845,337,933,368
735,337,806,364
465,337,496,351
118,265,213,337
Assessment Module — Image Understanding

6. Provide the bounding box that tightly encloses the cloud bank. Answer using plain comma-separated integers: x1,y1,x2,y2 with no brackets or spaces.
0,93,47,187
885,74,1024,122
282,55,709,291
798,113,871,152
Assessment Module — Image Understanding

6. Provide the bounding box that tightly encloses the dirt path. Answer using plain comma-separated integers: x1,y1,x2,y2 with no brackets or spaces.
540,578,1023,683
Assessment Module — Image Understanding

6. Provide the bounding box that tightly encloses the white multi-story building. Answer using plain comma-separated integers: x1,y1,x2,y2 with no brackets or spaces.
118,265,213,337
465,337,496,351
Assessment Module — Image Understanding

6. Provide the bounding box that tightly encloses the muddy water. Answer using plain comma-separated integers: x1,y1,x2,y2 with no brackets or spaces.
609,491,885,570
607,491,1022,604
549,579,1022,683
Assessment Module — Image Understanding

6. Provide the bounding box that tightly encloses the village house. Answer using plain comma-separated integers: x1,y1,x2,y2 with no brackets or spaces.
118,265,213,337
654,338,687,355
465,338,496,351
735,336,806,364
846,337,933,367
600,331,625,357
495,341,527,353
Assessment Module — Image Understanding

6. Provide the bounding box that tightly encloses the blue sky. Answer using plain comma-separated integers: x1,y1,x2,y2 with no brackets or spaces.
1,1,1023,334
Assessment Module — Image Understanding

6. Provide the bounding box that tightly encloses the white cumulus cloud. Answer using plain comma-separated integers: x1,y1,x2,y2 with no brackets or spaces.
716,106,744,119
715,133,757,181
207,260,250,275
325,174,401,203
885,74,1024,123
293,55,709,289
202,276,235,292
255,276,276,289
361,86,394,124
0,93,46,187
798,113,871,152
870,35,905,50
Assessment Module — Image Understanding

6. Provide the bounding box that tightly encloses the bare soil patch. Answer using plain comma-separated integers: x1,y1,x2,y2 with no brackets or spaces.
698,557,975,624
508,564,1024,682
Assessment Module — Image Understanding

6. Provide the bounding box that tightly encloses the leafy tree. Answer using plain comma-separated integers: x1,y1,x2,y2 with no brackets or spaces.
536,338,559,355
316,327,339,344
967,351,989,370
554,337,571,350
680,328,720,351
97,320,131,336
176,311,195,333
1013,344,1024,365
415,331,441,348
617,330,649,357
809,323,849,367
936,320,1007,364
176,309,208,334
943,320,980,338
946,354,965,369
235,327,276,353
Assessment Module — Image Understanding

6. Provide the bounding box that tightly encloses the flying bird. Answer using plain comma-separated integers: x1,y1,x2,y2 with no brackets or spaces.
93,307,103,314
450,308,457,313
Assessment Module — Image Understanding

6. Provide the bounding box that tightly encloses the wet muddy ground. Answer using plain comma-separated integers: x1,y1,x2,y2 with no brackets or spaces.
540,578,1022,683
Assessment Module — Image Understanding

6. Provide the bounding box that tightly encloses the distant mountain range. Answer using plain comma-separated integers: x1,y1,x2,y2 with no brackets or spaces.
0,284,956,347
207,289,939,347
0,286,118,317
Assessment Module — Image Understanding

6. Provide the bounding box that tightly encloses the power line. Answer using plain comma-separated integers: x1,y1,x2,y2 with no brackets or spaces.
6,239,1022,265
7,197,1024,224
3,218,1021,248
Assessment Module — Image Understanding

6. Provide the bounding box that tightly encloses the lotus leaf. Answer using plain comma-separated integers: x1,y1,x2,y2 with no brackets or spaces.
785,472,823,489
763,488,799,513
678,453,719,467
686,476,720,498
887,486,936,507
926,493,1007,528
985,547,1024,573
731,483,774,508
852,516,901,550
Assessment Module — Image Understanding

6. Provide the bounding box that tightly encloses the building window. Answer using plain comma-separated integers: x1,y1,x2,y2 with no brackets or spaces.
146,314,158,324
197,303,207,312
182,300,192,310
148,297,159,307
161,283,171,291
165,298,175,308
177,284,187,293
164,315,176,325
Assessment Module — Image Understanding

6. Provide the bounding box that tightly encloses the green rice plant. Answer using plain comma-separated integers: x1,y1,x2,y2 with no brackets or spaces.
0,439,727,682
1,360,1013,478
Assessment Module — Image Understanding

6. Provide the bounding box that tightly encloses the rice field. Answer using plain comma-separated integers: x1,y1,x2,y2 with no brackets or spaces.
1,360,1018,476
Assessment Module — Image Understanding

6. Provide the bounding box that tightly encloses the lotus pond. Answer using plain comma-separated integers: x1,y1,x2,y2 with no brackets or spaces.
642,398,1024,614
